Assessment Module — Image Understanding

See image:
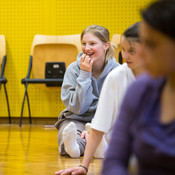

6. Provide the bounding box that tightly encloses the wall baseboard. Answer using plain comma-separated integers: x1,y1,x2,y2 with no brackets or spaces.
0,117,58,125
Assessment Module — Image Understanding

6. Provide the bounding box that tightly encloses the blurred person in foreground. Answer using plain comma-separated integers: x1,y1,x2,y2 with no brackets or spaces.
102,0,175,175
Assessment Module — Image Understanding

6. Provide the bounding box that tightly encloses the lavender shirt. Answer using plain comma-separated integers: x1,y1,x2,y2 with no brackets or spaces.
102,74,175,175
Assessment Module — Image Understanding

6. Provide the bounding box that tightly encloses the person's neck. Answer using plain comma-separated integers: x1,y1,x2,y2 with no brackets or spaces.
92,61,105,79
131,66,145,77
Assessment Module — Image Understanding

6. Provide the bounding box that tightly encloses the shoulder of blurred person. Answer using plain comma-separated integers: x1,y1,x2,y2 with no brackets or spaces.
119,73,166,120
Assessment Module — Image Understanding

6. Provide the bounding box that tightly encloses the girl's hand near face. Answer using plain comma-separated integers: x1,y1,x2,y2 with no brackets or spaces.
80,54,94,72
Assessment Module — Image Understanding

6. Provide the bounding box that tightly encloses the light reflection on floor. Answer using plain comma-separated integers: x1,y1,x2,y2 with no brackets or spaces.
0,124,102,175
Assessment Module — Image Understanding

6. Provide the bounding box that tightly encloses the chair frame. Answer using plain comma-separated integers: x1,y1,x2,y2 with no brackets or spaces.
0,35,11,123
111,34,123,64
20,34,81,127
20,56,63,126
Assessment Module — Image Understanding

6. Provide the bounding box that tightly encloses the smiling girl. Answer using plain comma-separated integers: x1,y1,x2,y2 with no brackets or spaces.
55,25,119,158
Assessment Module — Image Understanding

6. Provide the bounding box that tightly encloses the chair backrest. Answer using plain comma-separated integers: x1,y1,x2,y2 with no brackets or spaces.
111,34,122,63
0,35,6,74
31,34,81,79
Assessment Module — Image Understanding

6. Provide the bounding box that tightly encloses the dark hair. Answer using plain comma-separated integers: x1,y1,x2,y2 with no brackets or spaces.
141,0,175,40
123,22,140,43
81,25,115,61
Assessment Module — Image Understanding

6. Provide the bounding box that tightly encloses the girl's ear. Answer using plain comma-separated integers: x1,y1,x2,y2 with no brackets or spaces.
104,42,110,52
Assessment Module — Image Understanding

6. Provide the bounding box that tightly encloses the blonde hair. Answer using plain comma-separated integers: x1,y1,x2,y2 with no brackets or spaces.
81,25,115,61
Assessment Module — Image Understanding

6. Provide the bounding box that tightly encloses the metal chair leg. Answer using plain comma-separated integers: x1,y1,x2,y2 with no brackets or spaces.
20,83,28,127
26,91,32,124
3,84,11,124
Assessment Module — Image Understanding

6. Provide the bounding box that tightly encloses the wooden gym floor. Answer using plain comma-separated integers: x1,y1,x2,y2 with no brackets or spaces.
0,124,102,175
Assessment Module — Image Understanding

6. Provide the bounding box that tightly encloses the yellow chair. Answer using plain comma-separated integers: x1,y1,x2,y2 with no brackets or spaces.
0,35,11,123
20,34,81,126
111,34,123,64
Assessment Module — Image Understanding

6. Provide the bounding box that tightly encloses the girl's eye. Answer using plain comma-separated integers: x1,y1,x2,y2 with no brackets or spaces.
82,43,86,46
129,50,135,55
90,43,95,45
